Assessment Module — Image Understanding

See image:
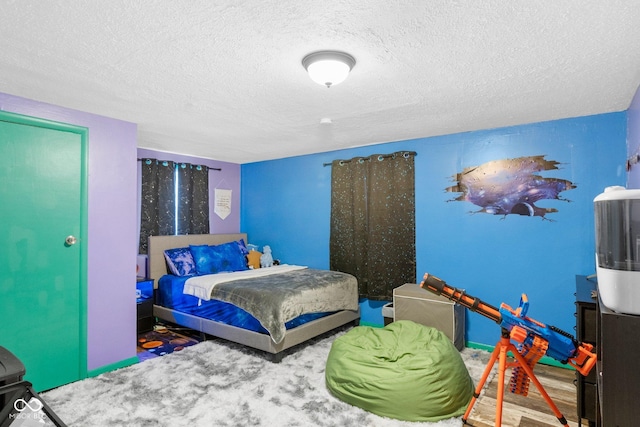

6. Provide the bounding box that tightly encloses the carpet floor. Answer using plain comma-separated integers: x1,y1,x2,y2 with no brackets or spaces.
42,327,495,427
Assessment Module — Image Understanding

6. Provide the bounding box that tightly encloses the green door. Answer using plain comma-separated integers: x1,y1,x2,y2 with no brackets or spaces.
0,111,87,391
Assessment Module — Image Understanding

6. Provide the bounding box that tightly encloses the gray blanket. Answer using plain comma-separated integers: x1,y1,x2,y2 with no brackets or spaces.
209,269,358,343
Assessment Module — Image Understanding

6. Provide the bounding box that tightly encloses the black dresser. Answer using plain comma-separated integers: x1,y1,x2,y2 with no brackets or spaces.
574,275,598,426
597,293,640,426
576,274,640,426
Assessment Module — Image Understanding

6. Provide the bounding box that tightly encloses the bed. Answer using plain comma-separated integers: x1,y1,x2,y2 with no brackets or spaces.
149,233,360,361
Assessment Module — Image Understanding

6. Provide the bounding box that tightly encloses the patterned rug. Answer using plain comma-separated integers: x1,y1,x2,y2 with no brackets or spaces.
136,327,200,362
43,327,494,427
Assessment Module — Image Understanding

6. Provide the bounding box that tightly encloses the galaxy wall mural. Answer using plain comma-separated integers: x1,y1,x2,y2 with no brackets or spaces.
446,155,576,220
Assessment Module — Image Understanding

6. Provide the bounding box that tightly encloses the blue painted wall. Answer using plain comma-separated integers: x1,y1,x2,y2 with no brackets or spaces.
241,113,626,346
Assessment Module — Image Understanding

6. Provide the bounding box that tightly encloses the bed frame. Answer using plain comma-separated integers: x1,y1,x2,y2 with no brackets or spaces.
148,233,360,362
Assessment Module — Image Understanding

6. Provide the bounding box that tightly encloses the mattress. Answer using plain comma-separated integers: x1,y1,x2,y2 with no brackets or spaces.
157,275,331,335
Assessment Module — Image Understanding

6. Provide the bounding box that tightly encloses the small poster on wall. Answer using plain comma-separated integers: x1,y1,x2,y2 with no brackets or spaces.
214,188,232,220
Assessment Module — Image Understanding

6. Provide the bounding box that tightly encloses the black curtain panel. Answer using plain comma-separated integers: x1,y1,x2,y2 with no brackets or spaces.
139,159,211,254
330,157,368,292
139,159,176,254
176,163,210,235
330,151,416,300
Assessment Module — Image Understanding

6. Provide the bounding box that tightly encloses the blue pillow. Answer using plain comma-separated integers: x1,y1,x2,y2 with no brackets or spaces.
190,242,249,275
236,239,249,255
189,244,217,275
214,241,249,272
164,247,197,277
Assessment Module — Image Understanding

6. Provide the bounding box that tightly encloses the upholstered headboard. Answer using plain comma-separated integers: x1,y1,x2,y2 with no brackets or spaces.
148,233,248,286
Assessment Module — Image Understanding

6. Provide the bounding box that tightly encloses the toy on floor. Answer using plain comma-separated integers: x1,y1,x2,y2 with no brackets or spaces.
420,272,597,427
260,246,273,268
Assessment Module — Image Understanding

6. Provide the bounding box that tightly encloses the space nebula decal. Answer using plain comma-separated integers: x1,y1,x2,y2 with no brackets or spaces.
446,155,576,219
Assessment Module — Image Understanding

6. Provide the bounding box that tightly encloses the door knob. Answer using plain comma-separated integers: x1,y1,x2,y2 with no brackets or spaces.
65,235,77,246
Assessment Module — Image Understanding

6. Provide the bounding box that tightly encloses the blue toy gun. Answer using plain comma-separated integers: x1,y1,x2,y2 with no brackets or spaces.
500,294,576,362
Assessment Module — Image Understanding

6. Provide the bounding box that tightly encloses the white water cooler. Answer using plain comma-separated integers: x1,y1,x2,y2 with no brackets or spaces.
594,186,640,315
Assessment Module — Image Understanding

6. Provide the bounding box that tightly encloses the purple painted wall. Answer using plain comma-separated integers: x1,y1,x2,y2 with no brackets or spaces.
0,92,138,372
627,84,640,188
136,148,241,234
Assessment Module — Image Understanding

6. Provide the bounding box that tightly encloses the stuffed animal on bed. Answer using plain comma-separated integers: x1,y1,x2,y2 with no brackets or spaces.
260,246,274,268
246,249,262,269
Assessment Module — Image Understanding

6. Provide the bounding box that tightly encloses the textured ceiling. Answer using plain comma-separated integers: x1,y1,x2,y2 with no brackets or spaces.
1,1,640,164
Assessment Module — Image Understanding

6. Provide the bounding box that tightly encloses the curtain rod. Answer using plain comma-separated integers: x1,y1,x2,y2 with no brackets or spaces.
137,158,221,171
323,151,417,167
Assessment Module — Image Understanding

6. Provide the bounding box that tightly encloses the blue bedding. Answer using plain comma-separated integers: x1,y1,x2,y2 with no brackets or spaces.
157,274,331,335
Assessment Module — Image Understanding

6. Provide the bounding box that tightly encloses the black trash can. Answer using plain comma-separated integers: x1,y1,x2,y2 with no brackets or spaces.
0,347,25,409
0,347,67,426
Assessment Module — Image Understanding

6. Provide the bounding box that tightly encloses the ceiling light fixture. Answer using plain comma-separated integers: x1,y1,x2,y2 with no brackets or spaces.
302,51,356,88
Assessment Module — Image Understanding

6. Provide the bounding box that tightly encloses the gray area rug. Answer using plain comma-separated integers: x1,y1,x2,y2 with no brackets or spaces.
42,328,494,427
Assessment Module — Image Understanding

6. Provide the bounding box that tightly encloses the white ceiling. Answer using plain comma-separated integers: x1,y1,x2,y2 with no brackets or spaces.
1,1,640,164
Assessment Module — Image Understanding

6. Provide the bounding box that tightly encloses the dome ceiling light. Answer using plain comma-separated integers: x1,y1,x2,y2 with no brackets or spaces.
302,51,356,88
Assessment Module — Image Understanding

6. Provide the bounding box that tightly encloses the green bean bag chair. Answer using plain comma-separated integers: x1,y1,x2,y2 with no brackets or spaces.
325,320,473,422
